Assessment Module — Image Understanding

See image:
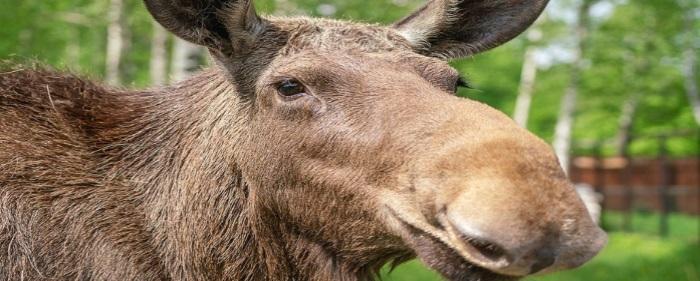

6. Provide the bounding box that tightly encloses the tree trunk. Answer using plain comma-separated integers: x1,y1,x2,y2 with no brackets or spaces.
66,28,81,67
614,49,645,156
552,0,594,174
171,38,206,83
513,21,544,128
682,10,699,125
614,94,639,155
105,0,125,85
150,22,169,86
683,48,699,125
553,85,578,173
513,46,538,128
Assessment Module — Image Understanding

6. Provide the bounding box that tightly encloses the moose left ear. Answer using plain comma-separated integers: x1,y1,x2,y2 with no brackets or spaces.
393,0,549,59
144,0,264,55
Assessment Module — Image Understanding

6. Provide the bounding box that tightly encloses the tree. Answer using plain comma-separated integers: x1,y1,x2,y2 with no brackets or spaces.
171,38,205,83
105,0,125,85
150,21,168,85
681,2,699,125
552,0,596,173
614,43,646,155
614,81,640,155
513,21,544,128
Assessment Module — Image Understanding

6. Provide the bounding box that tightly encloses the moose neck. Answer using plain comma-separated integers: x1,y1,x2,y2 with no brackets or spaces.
97,69,384,281
93,69,254,279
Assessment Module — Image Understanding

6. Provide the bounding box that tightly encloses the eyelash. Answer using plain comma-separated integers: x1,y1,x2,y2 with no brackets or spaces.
456,77,471,89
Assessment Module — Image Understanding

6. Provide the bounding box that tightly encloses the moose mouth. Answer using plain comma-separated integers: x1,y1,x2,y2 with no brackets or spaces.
386,209,517,281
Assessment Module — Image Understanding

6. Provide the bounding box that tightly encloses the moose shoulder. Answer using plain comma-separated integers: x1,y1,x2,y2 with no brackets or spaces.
0,0,606,280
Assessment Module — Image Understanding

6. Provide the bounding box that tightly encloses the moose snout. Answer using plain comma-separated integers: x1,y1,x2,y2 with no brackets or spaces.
388,109,609,278
439,178,608,277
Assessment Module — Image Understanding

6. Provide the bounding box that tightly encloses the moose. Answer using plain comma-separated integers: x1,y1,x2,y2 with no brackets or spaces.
0,0,606,280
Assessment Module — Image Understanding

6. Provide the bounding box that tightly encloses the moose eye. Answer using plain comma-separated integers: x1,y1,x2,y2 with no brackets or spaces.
276,79,307,98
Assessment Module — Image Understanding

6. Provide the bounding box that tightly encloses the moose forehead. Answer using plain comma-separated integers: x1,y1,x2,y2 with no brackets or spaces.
257,19,461,88
274,18,415,54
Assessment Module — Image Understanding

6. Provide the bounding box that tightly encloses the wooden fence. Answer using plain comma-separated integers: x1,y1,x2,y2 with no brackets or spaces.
569,130,699,236
571,157,699,215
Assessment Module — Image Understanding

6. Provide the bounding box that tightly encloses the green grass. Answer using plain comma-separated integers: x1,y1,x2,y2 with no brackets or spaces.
527,232,699,281
601,211,699,241
380,212,700,281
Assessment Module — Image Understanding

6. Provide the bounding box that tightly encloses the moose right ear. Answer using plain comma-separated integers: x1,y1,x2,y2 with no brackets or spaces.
144,0,264,54
394,0,548,59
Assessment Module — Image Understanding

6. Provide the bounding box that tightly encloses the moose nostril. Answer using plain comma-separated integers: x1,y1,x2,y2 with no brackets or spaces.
439,212,511,267
458,234,508,262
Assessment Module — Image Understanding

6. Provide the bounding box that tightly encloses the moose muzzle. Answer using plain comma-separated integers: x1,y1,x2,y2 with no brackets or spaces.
382,105,607,279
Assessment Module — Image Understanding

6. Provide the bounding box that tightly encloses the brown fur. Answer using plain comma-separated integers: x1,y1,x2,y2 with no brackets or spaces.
0,1,605,281
0,66,402,281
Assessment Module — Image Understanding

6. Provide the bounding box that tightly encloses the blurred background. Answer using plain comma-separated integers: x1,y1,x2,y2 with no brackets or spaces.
1,0,698,280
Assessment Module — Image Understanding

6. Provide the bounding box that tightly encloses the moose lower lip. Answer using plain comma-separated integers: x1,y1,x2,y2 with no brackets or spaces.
386,210,516,281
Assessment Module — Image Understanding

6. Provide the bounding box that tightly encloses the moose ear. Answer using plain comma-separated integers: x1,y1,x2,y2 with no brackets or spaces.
144,0,264,54
393,0,548,59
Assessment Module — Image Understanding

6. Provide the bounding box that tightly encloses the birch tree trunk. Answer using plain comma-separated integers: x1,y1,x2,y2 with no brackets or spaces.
614,94,639,155
171,38,205,83
552,0,594,174
65,28,81,67
553,85,578,174
614,50,645,155
513,24,544,128
513,46,538,127
682,10,699,125
105,0,124,85
150,22,169,86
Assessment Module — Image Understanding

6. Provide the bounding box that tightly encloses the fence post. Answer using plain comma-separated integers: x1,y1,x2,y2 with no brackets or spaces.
658,136,672,237
593,142,606,228
622,138,634,232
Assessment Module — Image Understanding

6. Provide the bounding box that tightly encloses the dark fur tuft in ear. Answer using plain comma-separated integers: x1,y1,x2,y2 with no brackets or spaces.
394,0,549,59
144,0,264,54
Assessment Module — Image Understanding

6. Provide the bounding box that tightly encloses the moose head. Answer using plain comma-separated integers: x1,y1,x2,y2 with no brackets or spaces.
141,0,607,280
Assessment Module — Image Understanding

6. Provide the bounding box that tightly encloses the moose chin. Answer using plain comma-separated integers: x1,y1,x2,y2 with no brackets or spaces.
0,0,606,280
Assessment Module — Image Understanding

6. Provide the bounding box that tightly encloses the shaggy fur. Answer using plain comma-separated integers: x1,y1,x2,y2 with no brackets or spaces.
0,67,410,280
0,1,606,281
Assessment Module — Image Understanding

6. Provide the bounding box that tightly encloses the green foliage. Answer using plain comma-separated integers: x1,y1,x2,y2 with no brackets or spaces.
455,43,527,115
575,0,699,156
0,0,109,78
381,212,700,281
0,0,697,155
